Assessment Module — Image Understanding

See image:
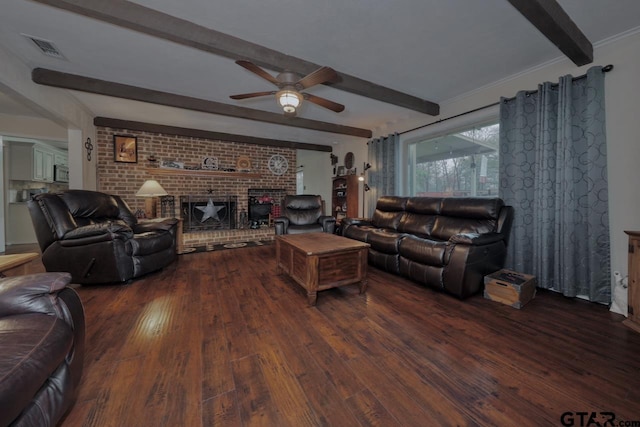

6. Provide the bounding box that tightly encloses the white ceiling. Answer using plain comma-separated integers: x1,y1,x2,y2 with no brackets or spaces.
1,0,640,146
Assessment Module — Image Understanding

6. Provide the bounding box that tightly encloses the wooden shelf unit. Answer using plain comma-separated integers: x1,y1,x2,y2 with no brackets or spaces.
144,167,261,179
332,175,359,220
624,230,640,333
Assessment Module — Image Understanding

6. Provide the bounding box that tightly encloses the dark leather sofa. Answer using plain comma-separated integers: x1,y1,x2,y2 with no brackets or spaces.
28,189,178,285
274,195,336,235
0,272,85,427
342,196,513,299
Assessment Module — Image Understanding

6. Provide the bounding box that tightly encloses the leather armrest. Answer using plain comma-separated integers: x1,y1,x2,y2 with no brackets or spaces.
318,215,336,233
0,272,72,318
64,222,132,240
134,217,178,233
318,215,336,225
449,232,505,245
342,217,372,227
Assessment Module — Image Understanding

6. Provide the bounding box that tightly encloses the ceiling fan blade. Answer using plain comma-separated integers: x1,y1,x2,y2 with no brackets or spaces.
303,93,345,113
235,60,279,86
296,66,339,89
229,91,276,100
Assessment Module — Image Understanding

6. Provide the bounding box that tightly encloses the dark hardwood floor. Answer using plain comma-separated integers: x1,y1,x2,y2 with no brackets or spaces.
7,244,640,426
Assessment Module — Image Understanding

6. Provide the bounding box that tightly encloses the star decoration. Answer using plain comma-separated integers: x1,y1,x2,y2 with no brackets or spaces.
196,198,224,222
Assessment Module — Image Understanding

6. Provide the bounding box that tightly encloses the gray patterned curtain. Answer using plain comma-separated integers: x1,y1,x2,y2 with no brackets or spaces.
366,133,398,217
499,66,610,303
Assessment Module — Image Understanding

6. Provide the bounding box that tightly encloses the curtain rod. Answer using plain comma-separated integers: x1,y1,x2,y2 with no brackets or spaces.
398,64,613,136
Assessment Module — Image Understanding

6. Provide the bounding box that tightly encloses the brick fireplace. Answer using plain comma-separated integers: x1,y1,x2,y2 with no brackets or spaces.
96,126,296,247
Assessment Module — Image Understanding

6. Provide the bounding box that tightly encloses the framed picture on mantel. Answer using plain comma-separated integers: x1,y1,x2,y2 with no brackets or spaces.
114,135,138,163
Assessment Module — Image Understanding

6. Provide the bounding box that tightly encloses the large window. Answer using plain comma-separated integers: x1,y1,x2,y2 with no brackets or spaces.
407,122,499,197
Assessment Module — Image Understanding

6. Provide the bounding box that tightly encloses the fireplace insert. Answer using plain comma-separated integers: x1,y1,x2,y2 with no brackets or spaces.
181,195,237,232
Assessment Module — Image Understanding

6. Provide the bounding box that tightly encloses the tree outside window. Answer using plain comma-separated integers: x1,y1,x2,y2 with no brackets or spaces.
408,123,499,197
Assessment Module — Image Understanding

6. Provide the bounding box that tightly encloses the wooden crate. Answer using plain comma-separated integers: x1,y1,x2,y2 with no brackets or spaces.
484,269,537,309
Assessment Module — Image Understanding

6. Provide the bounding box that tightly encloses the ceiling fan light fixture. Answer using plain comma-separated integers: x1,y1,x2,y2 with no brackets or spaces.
277,89,301,113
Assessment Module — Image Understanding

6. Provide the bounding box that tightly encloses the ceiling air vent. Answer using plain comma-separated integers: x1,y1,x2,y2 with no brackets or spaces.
22,34,66,59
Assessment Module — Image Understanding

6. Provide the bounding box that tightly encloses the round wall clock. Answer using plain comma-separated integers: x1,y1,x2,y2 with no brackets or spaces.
268,154,288,175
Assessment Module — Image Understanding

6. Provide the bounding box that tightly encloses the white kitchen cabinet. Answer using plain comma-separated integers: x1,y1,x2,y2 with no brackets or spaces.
9,143,33,181
33,146,54,182
54,152,68,166
9,142,58,183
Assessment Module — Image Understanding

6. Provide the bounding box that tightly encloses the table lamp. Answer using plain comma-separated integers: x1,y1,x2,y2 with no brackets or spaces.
136,179,168,218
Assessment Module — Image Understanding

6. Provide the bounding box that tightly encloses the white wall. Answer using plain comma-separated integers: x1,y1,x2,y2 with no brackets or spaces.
0,45,97,191
340,29,640,289
296,149,332,212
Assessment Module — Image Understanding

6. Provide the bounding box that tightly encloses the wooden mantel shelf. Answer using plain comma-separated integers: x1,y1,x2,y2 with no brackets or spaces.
144,167,261,179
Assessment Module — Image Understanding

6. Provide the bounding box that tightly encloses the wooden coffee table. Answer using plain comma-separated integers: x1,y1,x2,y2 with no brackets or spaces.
275,232,370,306
0,253,39,277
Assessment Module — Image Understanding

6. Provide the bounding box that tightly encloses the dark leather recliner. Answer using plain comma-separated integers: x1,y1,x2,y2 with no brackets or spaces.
0,272,85,427
274,195,336,235
342,196,513,299
28,189,178,285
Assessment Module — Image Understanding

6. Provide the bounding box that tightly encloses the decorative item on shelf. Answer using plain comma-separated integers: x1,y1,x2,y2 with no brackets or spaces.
160,160,184,169
114,135,137,163
236,156,252,171
330,153,338,176
202,156,218,170
136,179,168,219
268,154,288,175
344,152,355,174
337,166,345,176
85,137,93,161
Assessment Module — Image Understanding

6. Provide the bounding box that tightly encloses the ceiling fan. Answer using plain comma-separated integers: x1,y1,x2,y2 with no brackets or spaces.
230,60,344,117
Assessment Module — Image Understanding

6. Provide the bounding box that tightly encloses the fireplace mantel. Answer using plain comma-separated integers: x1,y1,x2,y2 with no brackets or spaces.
144,167,261,179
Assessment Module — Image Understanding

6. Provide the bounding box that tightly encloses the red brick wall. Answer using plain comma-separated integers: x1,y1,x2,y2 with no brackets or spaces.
96,126,296,246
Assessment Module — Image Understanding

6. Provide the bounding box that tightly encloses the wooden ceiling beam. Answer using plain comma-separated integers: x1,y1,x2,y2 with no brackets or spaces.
94,117,333,152
30,0,440,115
32,68,372,138
506,0,593,66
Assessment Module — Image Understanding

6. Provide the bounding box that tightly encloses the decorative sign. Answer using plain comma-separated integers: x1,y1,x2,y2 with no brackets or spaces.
202,156,219,170
160,160,184,169
236,156,252,171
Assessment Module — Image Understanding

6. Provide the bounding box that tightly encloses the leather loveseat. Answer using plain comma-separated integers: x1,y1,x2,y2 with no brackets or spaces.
342,196,513,299
274,195,336,235
0,272,85,427
28,189,178,285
